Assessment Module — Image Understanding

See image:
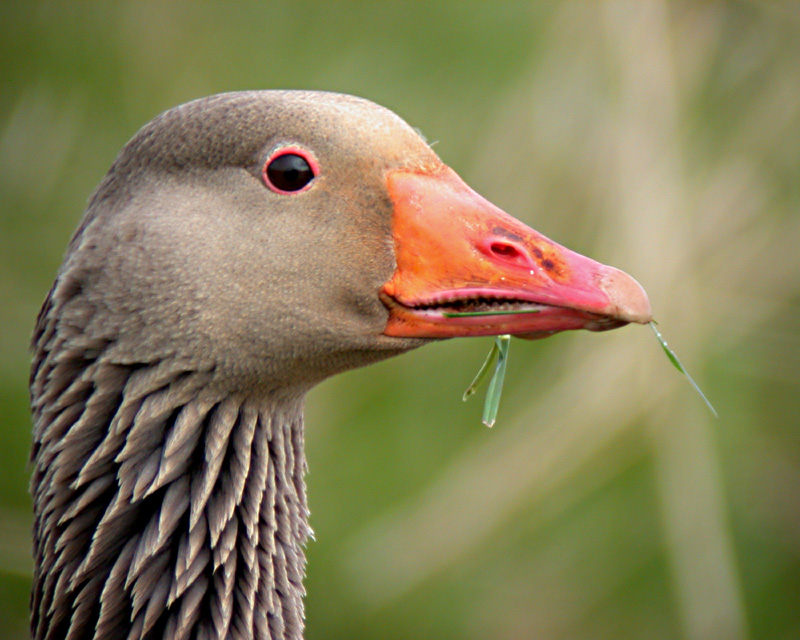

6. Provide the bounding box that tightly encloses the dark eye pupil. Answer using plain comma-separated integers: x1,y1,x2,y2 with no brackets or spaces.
266,153,314,191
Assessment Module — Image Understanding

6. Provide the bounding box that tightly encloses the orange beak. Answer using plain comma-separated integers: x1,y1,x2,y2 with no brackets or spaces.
380,166,652,340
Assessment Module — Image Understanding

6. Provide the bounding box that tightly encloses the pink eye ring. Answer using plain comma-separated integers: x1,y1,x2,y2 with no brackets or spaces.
262,147,318,194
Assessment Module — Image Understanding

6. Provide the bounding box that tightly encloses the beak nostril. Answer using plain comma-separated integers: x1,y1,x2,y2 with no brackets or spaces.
490,242,522,260
485,239,536,269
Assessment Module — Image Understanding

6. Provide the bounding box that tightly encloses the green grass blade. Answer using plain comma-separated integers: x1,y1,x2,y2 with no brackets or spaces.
443,308,541,318
462,340,500,401
482,335,510,428
649,322,718,417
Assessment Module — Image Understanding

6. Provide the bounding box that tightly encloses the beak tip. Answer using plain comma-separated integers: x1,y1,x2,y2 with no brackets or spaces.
599,267,653,325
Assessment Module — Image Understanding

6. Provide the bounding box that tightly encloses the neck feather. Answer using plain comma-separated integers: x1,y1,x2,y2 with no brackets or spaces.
31,353,311,640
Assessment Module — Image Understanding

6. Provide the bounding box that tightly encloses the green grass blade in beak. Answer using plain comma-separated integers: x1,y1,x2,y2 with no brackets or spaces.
649,322,718,417
482,335,510,428
443,309,541,318
462,340,501,401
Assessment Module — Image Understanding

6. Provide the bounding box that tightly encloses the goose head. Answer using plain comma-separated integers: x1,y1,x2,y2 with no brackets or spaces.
54,90,649,393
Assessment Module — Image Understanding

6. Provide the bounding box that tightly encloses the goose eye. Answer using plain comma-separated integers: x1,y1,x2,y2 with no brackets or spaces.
263,148,317,193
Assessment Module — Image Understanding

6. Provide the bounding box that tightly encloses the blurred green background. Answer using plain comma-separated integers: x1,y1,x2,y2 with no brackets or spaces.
2,2,799,639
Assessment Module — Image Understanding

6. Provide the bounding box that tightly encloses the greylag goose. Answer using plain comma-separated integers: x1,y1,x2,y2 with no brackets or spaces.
30,90,651,640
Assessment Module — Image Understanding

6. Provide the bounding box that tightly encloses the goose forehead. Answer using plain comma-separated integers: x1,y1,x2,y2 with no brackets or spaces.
260,92,437,164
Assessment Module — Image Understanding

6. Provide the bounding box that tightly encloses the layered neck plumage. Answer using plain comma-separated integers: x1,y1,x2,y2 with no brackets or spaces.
30,349,311,640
